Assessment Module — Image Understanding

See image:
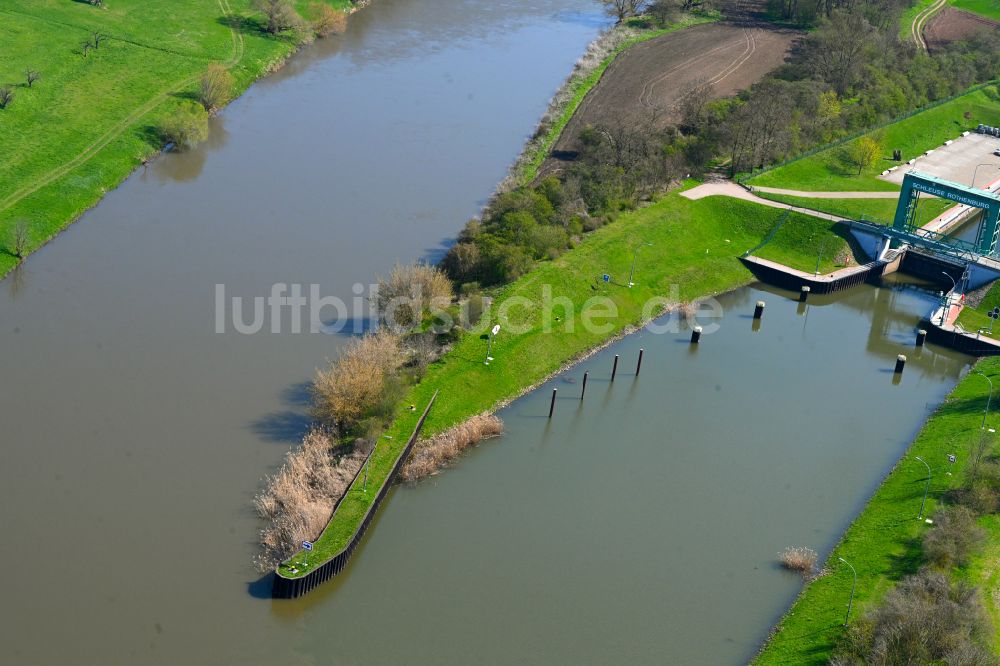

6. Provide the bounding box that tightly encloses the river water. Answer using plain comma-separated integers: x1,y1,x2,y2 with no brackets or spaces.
0,2,974,664
0,1,608,663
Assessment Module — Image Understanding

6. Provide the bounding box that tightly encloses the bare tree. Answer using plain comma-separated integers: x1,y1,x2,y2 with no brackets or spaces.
12,220,29,259
0,86,13,109
24,69,40,88
602,0,646,23
92,32,106,49
806,11,875,94
722,83,793,176
648,0,682,25
678,80,713,132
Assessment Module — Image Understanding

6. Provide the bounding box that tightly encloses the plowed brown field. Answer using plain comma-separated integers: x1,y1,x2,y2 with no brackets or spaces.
925,7,999,52
539,19,800,178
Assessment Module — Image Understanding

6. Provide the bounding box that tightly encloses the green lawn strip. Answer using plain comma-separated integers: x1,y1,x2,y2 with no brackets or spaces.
0,0,352,279
755,358,1000,665
518,10,721,184
952,0,1000,21
899,0,943,41
748,86,1000,193
958,513,1000,649
280,187,854,575
756,192,955,227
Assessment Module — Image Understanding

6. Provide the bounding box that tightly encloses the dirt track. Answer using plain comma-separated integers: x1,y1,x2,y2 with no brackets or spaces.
925,7,999,52
539,19,800,177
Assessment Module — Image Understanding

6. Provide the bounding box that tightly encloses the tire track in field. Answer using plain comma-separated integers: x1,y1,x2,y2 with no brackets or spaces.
912,0,948,51
705,26,758,87
0,0,245,217
637,37,741,109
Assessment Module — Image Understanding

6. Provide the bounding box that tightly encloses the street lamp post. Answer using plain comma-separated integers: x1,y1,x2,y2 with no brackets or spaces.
973,371,993,430
940,271,957,325
915,456,931,520
627,242,653,288
971,163,1000,189
837,557,857,626
814,237,828,276
971,371,994,478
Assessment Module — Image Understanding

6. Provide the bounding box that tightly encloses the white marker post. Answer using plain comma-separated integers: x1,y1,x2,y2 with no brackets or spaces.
485,324,500,365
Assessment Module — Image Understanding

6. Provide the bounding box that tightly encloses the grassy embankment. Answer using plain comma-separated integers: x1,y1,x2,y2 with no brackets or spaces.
952,0,1000,21
517,10,721,184
748,85,1000,192
279,187,857,575
0,0,352,280
755,357,1000,664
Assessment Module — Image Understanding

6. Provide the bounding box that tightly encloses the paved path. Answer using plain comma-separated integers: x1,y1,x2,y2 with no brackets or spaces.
750,186,899,198
681,182,848,222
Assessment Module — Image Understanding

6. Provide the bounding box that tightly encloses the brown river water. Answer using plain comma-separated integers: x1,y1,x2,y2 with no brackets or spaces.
0,1,975,663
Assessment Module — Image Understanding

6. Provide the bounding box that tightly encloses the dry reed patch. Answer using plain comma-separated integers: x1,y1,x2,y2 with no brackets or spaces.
254,428,372,571
779,546,818,575
402,414,504,482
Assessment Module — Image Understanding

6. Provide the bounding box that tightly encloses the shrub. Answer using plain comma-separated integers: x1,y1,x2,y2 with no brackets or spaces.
160,104,209,150
404,332,440,378
832,570,994,665
441,242,482,284
778,546,818,574
0,86,14,109
374,263,454,329
309,2,347,37
402,414,504,482
198,63,233,111
923,505,986,569
954,459,1000,514
252,0,304,34
312,328,403,432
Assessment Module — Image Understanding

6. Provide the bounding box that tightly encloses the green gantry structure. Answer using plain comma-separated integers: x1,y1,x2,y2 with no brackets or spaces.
894,171,1000,256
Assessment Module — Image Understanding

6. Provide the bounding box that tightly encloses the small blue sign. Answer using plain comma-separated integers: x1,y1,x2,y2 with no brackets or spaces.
302,541,314,551
602,274,610,283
